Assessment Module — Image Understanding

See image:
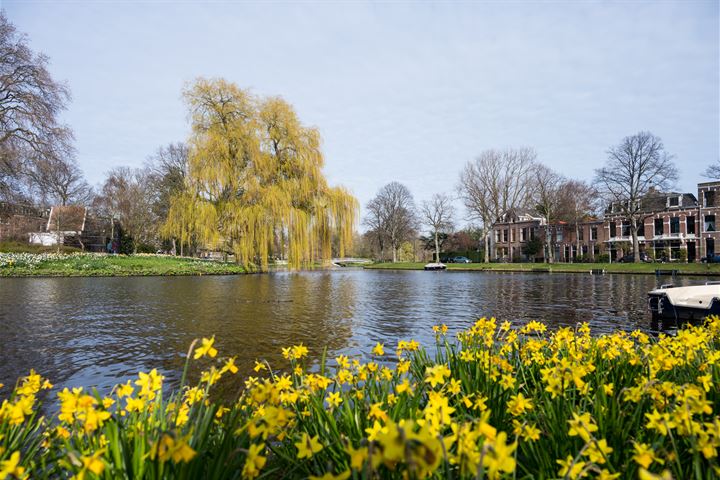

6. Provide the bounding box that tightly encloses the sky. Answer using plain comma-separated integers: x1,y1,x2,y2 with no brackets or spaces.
4,0,719,226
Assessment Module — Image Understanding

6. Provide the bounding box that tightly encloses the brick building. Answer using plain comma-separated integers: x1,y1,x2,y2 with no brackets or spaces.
0,202,48,242
491,181,720,263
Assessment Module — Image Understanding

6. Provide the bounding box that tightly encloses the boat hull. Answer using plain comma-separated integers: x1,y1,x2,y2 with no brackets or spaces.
648,290,720,329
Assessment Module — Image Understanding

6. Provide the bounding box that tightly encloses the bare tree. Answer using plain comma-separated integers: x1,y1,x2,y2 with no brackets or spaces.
594,132,678,263
420,193,455,263
95,167,156,253
532,164,566,263
702,159,720,179
364,182,417,263
25,155,92,206
457,147,536,262
0,12,73,200
560,180,597,261
145,142,188,254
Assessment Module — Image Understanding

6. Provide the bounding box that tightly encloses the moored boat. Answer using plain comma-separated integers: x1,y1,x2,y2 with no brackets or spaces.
648,283,720,326
424,262,447,271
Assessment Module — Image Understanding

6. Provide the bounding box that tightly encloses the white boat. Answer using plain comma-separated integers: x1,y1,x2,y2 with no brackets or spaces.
648,283,720,325
424,262,447,271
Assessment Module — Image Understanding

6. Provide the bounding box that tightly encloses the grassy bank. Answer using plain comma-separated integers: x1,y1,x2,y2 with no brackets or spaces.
365,261,720,276
0,253,247,277
1,318,718,479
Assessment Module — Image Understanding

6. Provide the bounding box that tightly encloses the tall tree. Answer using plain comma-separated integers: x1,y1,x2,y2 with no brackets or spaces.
420,193,454,263
531,164,566,263
0,12,73,201
560,179,597,261
364,182,417,263
702,159,720,179
96,167,156,253
163,78,358,269
145,142,188,254
594,132,678,263
457,147,536,262
25,155,92,206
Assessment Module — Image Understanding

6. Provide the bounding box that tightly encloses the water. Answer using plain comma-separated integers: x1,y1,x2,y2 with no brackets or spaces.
0,269,705,394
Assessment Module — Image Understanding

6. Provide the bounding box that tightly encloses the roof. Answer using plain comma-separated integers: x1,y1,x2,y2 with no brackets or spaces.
46,206,87,232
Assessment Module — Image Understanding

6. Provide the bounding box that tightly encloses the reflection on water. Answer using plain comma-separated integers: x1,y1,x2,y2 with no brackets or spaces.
0,270,705,393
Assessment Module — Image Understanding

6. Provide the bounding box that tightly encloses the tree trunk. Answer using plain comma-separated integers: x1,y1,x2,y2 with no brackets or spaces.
172,238,177,256
392,243,397,263
631,221,640,263
484,232,490,263
434,230,440,263
575,224,580,263
545,225,553,263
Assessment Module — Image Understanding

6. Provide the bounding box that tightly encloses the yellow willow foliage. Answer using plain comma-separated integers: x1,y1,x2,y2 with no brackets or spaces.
163,78,358,270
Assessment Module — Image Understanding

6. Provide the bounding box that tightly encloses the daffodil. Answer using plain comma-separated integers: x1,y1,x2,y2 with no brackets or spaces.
295,433,323,459
193,336,218,359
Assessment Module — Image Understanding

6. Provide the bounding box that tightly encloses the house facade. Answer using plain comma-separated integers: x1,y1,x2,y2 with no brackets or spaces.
490,181,720,263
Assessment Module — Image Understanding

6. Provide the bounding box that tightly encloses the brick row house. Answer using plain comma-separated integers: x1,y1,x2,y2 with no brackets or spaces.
491,181,720,263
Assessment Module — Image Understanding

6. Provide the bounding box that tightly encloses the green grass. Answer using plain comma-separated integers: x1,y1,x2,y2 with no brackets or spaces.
0,253,247,277
365,261,720,275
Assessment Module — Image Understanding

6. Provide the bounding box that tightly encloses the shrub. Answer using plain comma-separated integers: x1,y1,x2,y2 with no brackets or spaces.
596,253,610,263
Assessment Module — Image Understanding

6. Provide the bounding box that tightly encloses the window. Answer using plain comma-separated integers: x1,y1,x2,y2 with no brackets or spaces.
687,216,695,235
670,217,680,234
655,218,663,236
610,222,616,237
556,229,563,242
705,215,716,232
668,196,679,207
503,229,509,242
510,228,515,243
495,230,500,243
530,228,537,240
590,227,597,241
621,221,630,237
705,191,716,208
578,228,584,241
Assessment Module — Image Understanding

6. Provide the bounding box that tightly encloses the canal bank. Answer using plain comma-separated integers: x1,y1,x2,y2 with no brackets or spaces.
364,261,720,276
0,253,247,277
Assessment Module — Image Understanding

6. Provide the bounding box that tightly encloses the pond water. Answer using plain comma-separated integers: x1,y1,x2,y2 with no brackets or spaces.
0,269,706,394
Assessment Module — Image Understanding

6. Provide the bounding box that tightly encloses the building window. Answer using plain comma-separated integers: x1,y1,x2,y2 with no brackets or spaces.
556,229,563,242
705,215,716,232
621,221,630,237
503,229,508,242
670,217,680,234
705,191,716,208
668,196,679,207
530,228,536,240
687,216,695,235
610,222,616,237
578,228,584,241
521,227,527,242
510,228,515,243
495,230,500,243
654,218,663,236
590,227,597,241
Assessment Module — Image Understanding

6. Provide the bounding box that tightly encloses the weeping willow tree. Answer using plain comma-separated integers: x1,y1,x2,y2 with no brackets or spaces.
162,78,358,270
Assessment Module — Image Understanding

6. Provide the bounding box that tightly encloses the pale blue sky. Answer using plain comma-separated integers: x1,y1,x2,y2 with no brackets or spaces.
5,0,719,222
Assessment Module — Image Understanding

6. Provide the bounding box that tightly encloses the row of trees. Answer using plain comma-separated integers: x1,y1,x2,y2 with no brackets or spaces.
0,13,358,263
365,131,701,264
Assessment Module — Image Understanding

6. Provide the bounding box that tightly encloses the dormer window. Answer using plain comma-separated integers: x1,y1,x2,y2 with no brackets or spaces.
668,196,680,207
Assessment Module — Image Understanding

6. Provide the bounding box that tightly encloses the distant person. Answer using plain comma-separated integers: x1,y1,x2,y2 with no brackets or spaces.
106,240,112,254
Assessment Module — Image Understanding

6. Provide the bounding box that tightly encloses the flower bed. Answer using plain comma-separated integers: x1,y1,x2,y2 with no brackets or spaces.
1,318,718,479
